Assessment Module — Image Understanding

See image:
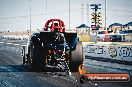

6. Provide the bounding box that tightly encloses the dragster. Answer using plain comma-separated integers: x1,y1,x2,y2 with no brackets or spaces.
22,19,83,73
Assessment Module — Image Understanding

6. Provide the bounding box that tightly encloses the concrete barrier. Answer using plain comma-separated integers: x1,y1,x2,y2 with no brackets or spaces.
78,35,91,42
123,34,132,42
90,34,97,42
83,42,132,63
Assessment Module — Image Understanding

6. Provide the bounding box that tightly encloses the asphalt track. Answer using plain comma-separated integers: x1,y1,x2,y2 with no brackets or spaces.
0,37,131,87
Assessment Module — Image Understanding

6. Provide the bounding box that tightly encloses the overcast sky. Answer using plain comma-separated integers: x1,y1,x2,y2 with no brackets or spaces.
0,0,132,31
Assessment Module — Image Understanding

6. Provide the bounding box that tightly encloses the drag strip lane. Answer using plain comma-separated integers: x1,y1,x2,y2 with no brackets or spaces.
0,39,88,87
0,39,132,87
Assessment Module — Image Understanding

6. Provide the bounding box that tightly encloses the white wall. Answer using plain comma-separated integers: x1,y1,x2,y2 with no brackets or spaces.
2,35,29,40
83,42,132,62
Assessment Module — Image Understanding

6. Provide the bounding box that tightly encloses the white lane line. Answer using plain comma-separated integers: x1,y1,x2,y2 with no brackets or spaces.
0,41,25,46
6,43,13,45
21,45,27,46
14,44,20,46
0,41,22,46
0,42,4,44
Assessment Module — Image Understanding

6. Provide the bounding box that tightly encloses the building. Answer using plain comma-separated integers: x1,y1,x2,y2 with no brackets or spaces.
76,24,90,35
108,23,123,32
108,22,132,32
123,22,132,30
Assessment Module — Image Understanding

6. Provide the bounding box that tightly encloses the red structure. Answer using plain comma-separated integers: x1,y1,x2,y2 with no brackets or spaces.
44,19,65,32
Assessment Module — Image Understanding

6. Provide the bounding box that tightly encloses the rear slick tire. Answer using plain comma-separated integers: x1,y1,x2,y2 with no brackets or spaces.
31,46,46,72
69,41,83,72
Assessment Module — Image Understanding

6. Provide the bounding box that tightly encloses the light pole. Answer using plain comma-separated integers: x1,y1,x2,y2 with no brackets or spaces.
81,3,84,24
105,0,107,30
29,0,31,35
87,3,89,25
69,0,70,31
46,0,47,20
